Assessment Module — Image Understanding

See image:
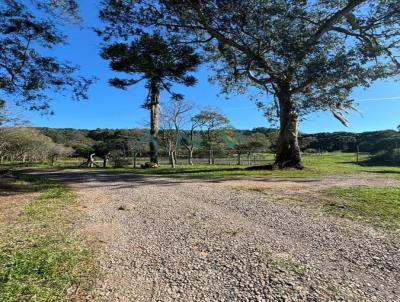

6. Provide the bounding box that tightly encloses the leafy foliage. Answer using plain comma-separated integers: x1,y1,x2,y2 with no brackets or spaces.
99,0,400,167
99,0,400,122
100,33,201,107
0,0,93,113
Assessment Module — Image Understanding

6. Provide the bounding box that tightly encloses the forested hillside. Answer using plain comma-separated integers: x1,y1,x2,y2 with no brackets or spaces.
38,127,400,156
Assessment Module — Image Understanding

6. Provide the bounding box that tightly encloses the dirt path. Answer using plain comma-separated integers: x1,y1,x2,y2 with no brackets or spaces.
29,170,400,301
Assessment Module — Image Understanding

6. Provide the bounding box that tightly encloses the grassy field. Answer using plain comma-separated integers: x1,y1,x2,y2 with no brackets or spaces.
3,153,400,179
0,174,94,302
107,153,400,179
327,186,400,230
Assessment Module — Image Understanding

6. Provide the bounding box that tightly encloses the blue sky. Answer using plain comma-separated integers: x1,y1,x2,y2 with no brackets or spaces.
27,0,400,133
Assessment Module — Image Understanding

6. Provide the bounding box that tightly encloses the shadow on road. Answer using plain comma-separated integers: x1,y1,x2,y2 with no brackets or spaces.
19,168,321,191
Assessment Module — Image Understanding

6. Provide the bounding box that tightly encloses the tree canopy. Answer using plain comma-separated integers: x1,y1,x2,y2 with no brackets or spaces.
100,33,201,103
99,0,400,168
99,32,201,163
0,0,92,113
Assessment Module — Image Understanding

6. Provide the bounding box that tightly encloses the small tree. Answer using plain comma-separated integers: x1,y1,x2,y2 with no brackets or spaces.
181,116,204,165
94,142,112,168
193,110,230,165
234,132,269,165
159,98,194,167
48,144,74,166
100,33,200,164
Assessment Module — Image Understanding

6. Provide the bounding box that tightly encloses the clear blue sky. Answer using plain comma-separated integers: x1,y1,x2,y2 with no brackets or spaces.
27,0,400,133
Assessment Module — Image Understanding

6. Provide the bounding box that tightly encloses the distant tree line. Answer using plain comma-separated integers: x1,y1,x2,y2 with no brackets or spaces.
1,123,400,167
30,126,400,165
299,130,400,154
0,127,73,165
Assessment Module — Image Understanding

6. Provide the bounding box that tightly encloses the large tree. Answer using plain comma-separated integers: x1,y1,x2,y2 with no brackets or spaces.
99,0,400,169
99,33,200,163
0,0,92,113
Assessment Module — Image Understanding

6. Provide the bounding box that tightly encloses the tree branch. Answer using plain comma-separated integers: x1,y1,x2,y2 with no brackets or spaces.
188,0,275,75
307,0,367,47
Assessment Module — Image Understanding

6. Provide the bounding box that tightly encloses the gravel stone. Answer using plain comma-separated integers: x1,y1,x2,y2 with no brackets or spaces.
31,170,400,301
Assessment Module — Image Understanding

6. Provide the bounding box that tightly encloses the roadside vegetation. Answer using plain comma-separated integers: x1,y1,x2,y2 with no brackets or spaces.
4,152,400,180
327,186,400,230
109,153,400,180
0,174,94,302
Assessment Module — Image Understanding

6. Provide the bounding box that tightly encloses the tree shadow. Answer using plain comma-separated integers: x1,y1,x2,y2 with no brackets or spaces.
148,167,244,175
344,158,400,175
0,175,51,196
354,158,400,167
361,170,400,175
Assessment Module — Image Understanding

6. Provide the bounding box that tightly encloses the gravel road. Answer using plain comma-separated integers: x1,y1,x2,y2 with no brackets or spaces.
32,170,400,302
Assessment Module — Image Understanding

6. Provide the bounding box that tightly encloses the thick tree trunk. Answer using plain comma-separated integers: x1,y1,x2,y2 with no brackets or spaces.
149,81,160,164
237,152,241,165
274,88,303,169
208,148,212,165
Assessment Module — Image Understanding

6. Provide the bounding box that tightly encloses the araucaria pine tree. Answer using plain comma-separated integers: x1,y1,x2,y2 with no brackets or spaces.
100,34,200,163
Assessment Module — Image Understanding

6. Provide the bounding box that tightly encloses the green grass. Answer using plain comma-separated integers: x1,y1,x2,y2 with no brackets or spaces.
109,153,400,179
0,175,93,302
326,186,400,230
4,152,400,179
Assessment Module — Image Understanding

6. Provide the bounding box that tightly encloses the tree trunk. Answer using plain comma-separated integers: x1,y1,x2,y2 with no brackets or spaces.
237,152,241,165
51,155,56,166
274,88,303,169
208,147,212,165
103,155,108,168
188,148,193,165
168,142,173,165
170,150,176,168
88,153,95,168
133,152,137,168
149,80,160,164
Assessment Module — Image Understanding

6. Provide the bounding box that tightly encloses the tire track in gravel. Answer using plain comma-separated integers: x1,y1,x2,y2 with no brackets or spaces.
32,170,400,302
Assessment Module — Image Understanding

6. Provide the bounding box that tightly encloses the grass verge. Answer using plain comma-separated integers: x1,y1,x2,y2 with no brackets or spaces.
326,186,400,230
110,153,400,179
0,174,94,302
5,153,400,180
